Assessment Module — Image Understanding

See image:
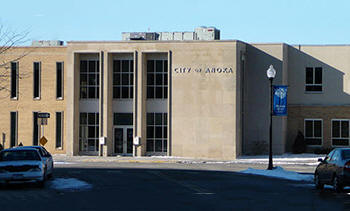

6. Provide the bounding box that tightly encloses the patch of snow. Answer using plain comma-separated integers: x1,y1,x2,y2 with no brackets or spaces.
49,178,92,191
54,161,74,165
240,166,314,182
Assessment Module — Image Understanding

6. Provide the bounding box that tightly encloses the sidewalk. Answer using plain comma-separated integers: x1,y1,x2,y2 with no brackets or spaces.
53,153,324,164
53,153,323,174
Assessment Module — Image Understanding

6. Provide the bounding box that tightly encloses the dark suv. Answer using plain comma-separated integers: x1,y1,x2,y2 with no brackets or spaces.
314,148,350,192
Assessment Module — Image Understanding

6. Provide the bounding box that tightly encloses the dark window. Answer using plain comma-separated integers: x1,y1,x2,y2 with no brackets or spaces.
113,60,133,99
56,112,63,148
342,150,350,160
305,67,322,92
80,60,99,99
33,112,39,145
332,120,349,146
10,112,17,147
56,62,63,99
146,113,168,153
10,62,18,99
33,62,41,98
304,119,322,145
114,113,133,125
147,60,168,99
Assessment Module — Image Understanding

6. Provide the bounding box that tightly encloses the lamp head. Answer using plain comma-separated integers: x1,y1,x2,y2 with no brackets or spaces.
266,65,276,79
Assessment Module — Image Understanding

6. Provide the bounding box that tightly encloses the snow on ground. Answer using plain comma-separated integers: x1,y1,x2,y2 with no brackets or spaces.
180,154,325,165
54,161,75,165
53,153,326,166
49,178,92,191
240,166,314,182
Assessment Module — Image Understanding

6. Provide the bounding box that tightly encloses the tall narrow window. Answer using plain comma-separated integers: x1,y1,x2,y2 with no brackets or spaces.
147,60,168,99
56,62,64,99
33,62,41,99
80,60,99,99
10,62,18,99
33,112,39,145
56,112,63,148
10,112,18,147
79,112,99,152
113,60,134,99
146,112,167,153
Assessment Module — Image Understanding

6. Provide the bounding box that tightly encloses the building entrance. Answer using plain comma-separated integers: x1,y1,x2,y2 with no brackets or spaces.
114,126,133,155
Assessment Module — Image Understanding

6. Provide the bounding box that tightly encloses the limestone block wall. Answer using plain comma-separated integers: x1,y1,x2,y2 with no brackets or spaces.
0,47,67,154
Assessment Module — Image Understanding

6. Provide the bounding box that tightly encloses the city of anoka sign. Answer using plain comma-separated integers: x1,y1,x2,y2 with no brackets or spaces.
174,67,233,74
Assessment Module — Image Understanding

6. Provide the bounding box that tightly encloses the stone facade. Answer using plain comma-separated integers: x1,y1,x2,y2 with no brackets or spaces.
287,106,350,151
1,40,350,159
0,47,66,154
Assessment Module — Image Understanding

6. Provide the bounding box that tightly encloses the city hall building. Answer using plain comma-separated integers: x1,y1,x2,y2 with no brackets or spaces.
1,27,350,159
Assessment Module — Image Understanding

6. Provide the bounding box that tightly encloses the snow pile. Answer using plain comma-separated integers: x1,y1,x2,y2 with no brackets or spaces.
176,154,324,165
49,178,92,191
240,166,314,182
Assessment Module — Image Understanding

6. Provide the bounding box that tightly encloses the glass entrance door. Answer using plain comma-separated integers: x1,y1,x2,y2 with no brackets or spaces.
114,126,133,155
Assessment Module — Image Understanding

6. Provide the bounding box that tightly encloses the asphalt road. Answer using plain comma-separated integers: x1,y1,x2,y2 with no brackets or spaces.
0,163,348,211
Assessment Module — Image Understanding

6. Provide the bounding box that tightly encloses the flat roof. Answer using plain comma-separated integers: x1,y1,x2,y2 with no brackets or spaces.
67,39,239,44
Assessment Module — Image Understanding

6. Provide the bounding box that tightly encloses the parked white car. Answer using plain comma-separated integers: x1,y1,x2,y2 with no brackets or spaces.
16,146,54,178
0,148,46,187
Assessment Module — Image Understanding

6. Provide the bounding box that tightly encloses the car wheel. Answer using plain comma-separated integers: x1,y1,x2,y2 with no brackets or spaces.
36,180,45,188
333,176,343,193
47,172,53,179
314,173,324,190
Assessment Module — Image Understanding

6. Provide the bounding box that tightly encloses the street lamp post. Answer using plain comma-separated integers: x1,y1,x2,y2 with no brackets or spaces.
266,65,276,170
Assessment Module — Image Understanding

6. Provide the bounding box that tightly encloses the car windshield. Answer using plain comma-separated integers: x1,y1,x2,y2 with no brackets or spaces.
342,150,350,160
0,150,41,161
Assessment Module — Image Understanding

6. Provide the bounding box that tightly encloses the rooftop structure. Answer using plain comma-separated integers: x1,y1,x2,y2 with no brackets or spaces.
122,26,220,41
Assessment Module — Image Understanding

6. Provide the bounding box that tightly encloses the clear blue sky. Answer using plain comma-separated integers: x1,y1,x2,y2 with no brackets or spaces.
1,0,349,45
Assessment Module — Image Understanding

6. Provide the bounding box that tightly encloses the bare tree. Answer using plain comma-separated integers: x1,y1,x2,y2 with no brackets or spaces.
0,25,30,98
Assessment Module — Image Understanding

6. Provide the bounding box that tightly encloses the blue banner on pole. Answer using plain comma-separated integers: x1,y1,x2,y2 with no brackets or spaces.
273,85,288,116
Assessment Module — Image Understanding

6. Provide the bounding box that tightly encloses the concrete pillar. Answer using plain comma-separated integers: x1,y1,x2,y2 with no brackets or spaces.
66,52,80,156
167,51,172,156
105,52,113,156
135,52,147,156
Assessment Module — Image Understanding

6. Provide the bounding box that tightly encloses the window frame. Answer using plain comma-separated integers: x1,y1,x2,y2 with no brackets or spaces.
55,111,63,149
33,112,39,145
146,59,168,99
10,62,19,100
304,118,323,146
79,60,100,100
10,111,18,147
79,112,100,152
331,119,350,147
146,112,168,154
33,62,41,99
112,59,134,99
305,67,323,93
56,62,64,100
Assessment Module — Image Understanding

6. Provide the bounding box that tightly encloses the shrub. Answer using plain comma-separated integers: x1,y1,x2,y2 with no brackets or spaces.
292,131,306,154
250,140,268,155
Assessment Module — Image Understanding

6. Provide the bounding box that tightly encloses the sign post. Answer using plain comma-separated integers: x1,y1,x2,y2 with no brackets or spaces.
38,112,50,146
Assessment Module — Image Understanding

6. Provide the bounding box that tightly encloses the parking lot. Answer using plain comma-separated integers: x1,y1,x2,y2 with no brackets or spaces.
0,161,348,211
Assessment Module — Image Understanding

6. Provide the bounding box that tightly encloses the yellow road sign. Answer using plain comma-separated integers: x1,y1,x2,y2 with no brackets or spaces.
40,136,48,146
